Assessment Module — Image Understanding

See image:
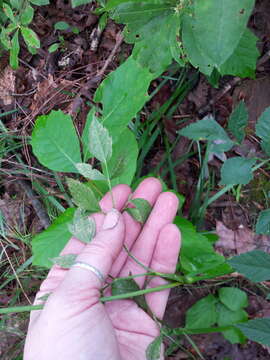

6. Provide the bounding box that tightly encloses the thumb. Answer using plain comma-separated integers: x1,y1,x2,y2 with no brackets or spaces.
56,209,125,301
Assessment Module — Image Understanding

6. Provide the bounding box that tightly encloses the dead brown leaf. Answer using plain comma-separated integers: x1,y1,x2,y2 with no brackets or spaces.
0,66,15,105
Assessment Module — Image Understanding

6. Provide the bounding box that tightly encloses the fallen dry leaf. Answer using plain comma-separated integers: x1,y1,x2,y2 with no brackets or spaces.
0,66,15,105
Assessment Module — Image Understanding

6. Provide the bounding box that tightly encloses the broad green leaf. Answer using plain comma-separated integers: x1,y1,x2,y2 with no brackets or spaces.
228,101,248,143
193,0,255,67
10,29,19,69
68,208,96,243
89,115,112,163
31,110,82,172
146,335,163,360
256,209,270,235
111,277,148,311
218,287,248,311
220,29,259,78
256,107,270,155
30,0,50,5
186,294,217,329
108,128,138,186
130,13,180,73
126,198,152,224
105,0,146,12
94,56,154,139
179,116,234,153
236,318,270,346
182,16,213,76
51,254,77,268
48,43,60,53
32,208,75,268
3,3,15,22
175,217,226,276
228,250,270,282
220,157,256,185
72,0,92,8
217,304,247,344
10,0,20,8
76,163,106,181
20,4,34,26
54,21,70,30
21,26,40,49
111,1,173,43
66,178,100,212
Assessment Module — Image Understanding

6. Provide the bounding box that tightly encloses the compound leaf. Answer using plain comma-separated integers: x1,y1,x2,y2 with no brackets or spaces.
31,110,81,172
228,250,270,282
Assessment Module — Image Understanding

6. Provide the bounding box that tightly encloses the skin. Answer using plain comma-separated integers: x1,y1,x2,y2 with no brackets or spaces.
24,178,181,360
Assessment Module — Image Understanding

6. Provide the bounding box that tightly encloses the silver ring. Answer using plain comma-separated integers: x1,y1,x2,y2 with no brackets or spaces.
72,261,105,283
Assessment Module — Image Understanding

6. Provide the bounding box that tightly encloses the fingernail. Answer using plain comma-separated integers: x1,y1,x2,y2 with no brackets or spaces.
102,209,120,230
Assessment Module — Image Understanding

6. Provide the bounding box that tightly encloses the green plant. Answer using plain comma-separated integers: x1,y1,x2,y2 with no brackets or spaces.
0,0,47,68
2,0,270,358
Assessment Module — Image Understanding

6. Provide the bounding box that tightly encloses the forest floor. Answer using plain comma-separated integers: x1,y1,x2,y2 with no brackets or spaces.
1,0,270,359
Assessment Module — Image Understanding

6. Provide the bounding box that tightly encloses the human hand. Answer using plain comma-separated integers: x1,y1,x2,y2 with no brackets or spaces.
24,178,181,360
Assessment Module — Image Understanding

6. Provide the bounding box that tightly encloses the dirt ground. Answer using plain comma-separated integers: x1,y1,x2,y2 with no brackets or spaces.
1,0,270,358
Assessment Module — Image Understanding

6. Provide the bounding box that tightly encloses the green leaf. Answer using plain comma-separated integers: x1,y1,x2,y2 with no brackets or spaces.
182,15,214,76
0,28,12,50
220,29,259,78
32,208,75,268
111,277,148,311
10,29,19,69
175,217,226,276
256,209,270,235
217,304,247,344
66,178,100,212
3,3,15,23
131,13,180,73
146,335,163,360
228,250,270,282
179,116,234,153
218,287,248,311
48,43,60,53
29,0,50,5
20,4,34,26
126,198,152,224
192,0,255,67
108,128,138,186
68,208,96,244
94,56,154,139
21,26,40,49
54,21,70,31
51,254,77,268
228,101,248,143
72,0,92,8
76,163,106,181
31,110,82,172
220,157,256,185
256,107,270,155
236,318,270,346
186,294,217,329
89,115,112,163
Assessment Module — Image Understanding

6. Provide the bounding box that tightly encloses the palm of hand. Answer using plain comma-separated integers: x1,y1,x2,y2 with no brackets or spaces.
24,179,180,360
